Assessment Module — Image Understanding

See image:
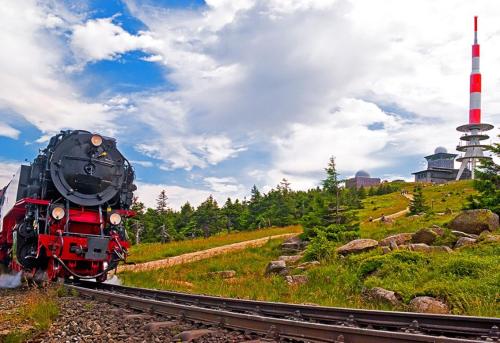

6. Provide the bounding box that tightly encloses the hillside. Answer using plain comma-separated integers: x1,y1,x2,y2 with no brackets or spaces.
121,181,499,316
360,180,477,240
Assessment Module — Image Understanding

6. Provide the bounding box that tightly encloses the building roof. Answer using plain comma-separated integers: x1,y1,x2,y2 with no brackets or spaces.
435,146,447,154
355,170,370,178
424,152,458,160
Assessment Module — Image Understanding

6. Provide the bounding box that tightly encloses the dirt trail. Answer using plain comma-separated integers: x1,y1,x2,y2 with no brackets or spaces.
118,233,297,273
371,192,414,222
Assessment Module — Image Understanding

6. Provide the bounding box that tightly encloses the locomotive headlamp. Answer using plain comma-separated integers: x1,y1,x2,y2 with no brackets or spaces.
90,134,103,147
51,206,65,220
109,212,122,225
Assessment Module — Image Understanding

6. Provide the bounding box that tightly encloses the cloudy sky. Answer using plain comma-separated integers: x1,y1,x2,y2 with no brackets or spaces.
0,0,498,208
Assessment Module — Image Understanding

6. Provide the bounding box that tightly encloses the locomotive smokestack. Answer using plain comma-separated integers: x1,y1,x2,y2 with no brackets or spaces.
469,15,481,124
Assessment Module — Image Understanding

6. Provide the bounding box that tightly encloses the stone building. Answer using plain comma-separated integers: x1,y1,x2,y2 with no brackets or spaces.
412,147,470,183
346,170,381,189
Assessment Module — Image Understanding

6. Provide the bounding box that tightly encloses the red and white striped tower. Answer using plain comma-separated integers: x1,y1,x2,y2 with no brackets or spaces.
456,16,493,180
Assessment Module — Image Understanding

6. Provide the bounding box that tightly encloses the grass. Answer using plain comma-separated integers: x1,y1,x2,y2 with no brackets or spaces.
121,237,500,317
128,225,302,264
359,180,477,240
358,192,410,222
1,288,60,343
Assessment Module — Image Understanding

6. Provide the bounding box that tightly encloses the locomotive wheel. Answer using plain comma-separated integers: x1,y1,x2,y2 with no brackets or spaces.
17,222,36,240
16,242,38,269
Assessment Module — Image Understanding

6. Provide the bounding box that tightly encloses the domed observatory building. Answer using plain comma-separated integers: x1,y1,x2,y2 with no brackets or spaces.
346,170,381,189
412,147,470,183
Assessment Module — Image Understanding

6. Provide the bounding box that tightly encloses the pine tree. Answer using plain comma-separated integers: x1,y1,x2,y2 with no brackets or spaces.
409,184,428,214
194,195,220,238
322,157,340,194
156,190,168,213
467,139,500,214
322,157,342,224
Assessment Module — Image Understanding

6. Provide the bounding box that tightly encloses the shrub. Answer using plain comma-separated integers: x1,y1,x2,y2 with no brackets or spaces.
358,256,385,278
441,259,483,278
304,232,336,261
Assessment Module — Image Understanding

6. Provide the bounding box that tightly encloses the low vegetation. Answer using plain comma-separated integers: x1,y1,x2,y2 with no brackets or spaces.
121,178,499,317
121,236,499,316
1,288,60,343
128,225,301,264
360,180,476,240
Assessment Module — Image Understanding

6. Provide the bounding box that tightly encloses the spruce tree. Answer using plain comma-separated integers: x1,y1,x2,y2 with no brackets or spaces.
409,184,428,214
156,190,168,213
467,140,500,214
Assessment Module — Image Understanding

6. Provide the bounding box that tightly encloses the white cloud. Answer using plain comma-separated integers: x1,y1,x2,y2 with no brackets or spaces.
270,99,397,180
0,1,117,138
70,17,163,63
204,176,245,194
124,0,499,190
0,161,21,187
134,182,213,209
0,123,20,139
130,160,154,168
1,0,499,203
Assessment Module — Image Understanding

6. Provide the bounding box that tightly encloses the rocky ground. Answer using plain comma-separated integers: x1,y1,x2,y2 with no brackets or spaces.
0,286,37,337
29,294,271,343
0,285,273,343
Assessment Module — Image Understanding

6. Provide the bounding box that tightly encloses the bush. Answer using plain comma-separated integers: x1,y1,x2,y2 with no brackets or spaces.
358,256,385,278
358,251,428,279
441,258,483,278
304,232,336,261
303,224,360,243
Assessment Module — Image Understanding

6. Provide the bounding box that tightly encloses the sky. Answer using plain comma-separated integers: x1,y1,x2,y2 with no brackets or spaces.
0,0,498,209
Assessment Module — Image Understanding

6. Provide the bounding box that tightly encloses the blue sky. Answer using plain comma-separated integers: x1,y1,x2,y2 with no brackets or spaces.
0,0,498,208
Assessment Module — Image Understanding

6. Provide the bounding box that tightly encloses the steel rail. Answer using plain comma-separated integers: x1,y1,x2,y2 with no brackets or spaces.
69,281,499,341
68,285,487,343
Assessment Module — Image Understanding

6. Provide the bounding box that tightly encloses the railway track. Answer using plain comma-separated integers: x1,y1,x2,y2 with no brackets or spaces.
67,281,499,343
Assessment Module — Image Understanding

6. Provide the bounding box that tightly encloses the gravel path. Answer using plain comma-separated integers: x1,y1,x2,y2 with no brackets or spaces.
119,233,297,273
30,294,272,343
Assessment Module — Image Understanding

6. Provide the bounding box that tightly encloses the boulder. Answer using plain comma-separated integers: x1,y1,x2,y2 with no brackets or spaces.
429,245,453,254
279,255,302,264
389,241,399,251
265,260,288,276
336,239,379,255
381,246,391,254
364,287,402,306
451,230,479,239
379,233,413,247
281,237,304,253
207,270,236,279
454,237,476,249
482,234,500,243
284,275,308,286
430,225,445,236
296,261,320,270
411,228,438,245
409,243,432,253
409,296,449,314
449,209,499,234
430,246,453,253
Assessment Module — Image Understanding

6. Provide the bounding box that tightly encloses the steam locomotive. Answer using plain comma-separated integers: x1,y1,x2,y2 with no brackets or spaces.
0,130,136,281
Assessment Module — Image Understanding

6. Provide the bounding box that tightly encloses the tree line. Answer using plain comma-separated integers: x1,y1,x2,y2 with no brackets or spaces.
126,157,403,245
